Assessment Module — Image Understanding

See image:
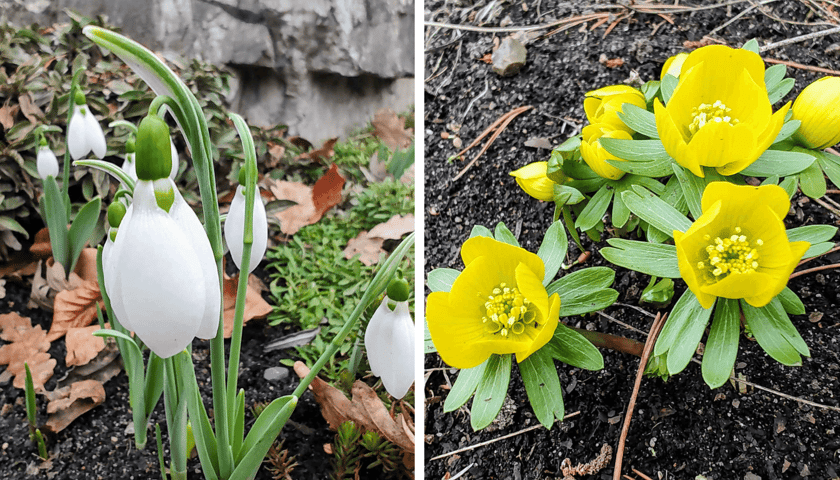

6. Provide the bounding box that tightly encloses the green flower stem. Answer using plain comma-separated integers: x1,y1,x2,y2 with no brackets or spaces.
163,356,187,480
74,159,136,192
108,120,138,134
292,233,415,399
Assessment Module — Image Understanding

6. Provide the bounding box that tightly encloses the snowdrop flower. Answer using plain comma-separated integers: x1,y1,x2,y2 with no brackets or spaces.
169,138,179,179
364,279,414,399
121,138,137,181
36,140,59,179
104,113,220,357
67,91,107,160
224,173,267,273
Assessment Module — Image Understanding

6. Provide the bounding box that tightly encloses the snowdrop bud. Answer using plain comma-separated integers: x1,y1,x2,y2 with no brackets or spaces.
67,92,107,160
107,202,127,229
36,143,59,179
364,294,415,399
168,180,221,339
224,185,268,273
136,114,172,181
108,180,205,357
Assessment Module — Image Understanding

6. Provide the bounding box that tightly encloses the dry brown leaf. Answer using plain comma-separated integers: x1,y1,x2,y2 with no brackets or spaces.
272,165,345,236
65,325,106,367
266,142,286,168
0,312,32,341
73,248,99,283
0,318,55,391
29,258,86,311
0,250,38,280
293,361,414,455
368,214,415,240
222,272,273,338
48,280,103,342
296,137,338,163
372,109,413,151
29,227,51,258
43,379,106,433
18,93,43,124
60,342,122,391
362,150,390,183
288,136,314,151
0,101,18,130
343,231,386,266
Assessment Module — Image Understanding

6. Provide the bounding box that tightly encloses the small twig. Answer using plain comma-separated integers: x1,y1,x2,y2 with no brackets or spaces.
448,462,475,480
613,312,667,480
597,311,650,336
631,468,656,480
428,411,581,461
424,13,607,33
796,245,840,267
614,302,657,318
789,262,840,279
461,79,489,122
812,195,840,217
453,106,532,182
708,0,779,36
763,58,840,77
761,25,840,52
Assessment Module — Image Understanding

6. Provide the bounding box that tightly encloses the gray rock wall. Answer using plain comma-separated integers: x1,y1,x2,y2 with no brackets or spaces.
2,0,415,142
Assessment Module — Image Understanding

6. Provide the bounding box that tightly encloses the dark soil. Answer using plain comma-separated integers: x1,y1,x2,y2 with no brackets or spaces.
424,1,840,479
0,262,335,479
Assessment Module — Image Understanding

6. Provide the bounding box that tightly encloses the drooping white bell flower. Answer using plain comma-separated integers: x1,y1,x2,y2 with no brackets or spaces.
36,144,59,179
224,185,268,273
67,92,106,160
168,179,221,339
107,180,205,358
121,152,137,181
364,295,415,399
169,138,179,180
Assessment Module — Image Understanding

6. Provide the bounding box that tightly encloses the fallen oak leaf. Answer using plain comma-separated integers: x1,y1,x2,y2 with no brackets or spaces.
273,165,345,235
293,361,414,455
0,101,19,130
368,214,415,240
372,109,413,151
0,316,55,390
13,353,55,391
65,325,106,367
312,164,345,220
0,312,33,341
43,379,106,433
222,272,273,338
48,280,103,342
343,231,385,266
296,137,338,163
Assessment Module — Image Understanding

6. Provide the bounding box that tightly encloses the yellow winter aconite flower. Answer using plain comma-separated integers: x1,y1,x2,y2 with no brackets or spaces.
654,45,790,177
584,85,647,132
426,236,560,369
673,182,809,309
791,76,840,150
510,161,556,201
580,123,632,180
660,52,689,80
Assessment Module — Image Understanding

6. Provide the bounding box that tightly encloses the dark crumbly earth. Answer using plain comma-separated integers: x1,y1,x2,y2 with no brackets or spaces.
424,1,840,479
0,259,375,479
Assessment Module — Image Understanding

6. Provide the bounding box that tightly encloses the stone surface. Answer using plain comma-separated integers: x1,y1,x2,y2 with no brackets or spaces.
2,0,415,140
263,366,290,382
492,36,527,77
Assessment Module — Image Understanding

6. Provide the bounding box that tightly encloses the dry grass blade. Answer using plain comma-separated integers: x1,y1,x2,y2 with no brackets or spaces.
763,58,840,76
613,312,667,480
453,106,532,182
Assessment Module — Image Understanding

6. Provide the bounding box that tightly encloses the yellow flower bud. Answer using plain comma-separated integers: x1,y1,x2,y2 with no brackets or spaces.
580,124,632,180
583,85,646,133
791,76,840,150
510,161,555,201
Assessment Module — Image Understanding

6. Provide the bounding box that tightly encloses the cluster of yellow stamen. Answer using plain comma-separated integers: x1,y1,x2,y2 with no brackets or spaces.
688,100,739,136
696,227,762,278
482,283,535,337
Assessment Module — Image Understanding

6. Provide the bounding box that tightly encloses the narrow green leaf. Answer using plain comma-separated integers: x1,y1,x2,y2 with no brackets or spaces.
443,360,488,412
761,298,810,356
742,38,760,53
230,396,298,480
470,225,493,239
655,290,703,357
547,266,614,299
600,239,681,278
772,120,800,145
742,300,803,366
817,151,840,189
802,241,835,259
739,150,816,177
701,298,740,389
470,354,512,431
786,225,837,245
553,185,585,207
519,349,564,428
427,268,460,293
424,320,436,354
616,104,658,139
43,175,70,271
666,292,713,375
494,222,519,247
671,163,703,219
777,287,805,316
68,197,101,274
779,176,798,198
764,64,787,92
622,186,691,236
661,74,678,104
799,161,826,199
231,390,245,458
611,186,630,228
145,353,165,418
768,78,795,104
537,220,568,286
575,185,613,232
543,322,604,371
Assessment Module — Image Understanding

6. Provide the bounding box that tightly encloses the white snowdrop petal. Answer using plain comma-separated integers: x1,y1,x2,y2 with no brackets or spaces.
169,138,179,180
116,182,204,358
105,204,134,332
365,298,415,399
121,153,137,181
84,107,107,159
225,186,268,273
169,184,221,339
67,106,88,160
36,147,59,179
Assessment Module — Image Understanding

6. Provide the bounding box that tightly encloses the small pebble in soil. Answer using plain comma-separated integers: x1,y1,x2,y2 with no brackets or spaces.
492,36,527,77
263,366,290,382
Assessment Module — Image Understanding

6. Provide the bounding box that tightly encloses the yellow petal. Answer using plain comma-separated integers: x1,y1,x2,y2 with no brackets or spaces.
510,161,555,201
654,99,704,177
701,183,789,220
745,240,810,308
515,293,560,362
515,262,548,320
426,291,493,369
792,76,840,149
580,124,630,180
460,236,545,281
679,44,766,88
